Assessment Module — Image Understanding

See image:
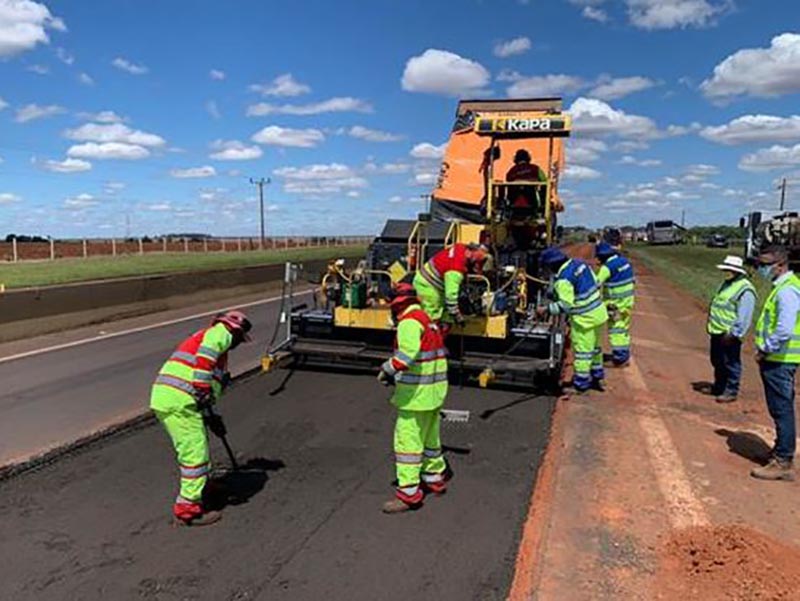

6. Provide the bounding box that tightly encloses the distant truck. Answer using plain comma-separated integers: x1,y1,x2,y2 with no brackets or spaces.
741,211,800,268
646,220,685,245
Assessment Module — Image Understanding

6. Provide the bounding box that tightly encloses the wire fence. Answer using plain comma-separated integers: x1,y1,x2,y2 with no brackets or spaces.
0,236,374,263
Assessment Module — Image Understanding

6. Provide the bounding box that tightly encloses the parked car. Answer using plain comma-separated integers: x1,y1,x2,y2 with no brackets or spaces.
706,234,729,248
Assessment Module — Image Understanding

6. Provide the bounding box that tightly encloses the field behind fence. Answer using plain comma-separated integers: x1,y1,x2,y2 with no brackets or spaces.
0,236,373,263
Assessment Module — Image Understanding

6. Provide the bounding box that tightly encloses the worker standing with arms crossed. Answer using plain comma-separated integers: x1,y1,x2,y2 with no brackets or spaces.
752,247,800,481
538,247,609,393
150,310,253,526
378,283,449,513
706,255,756,404
413,242,489,327
595,242,636,367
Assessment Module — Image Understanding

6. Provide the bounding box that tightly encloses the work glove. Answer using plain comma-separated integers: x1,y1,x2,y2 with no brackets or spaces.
535,305,549,319
608,305,621,322
203,411,228,438
377,369,394,387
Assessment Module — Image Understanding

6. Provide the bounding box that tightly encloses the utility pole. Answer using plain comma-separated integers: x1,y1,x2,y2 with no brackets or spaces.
778,177,788,211
249,177,271,249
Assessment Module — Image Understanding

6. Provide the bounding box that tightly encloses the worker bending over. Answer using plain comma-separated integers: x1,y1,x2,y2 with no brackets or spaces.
706,255,756,404
595,242,636,367
413,242,489,325
538,247,609,392
150,310,252,526
378,283,449,513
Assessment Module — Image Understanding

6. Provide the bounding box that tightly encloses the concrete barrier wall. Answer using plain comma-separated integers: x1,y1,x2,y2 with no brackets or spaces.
0,259,331,330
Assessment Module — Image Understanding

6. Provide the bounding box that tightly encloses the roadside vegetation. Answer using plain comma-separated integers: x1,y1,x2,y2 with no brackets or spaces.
0,246,367,289
628,244,769,305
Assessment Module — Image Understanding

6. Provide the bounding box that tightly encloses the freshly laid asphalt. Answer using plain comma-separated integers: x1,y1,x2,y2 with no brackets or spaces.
0,366,554,601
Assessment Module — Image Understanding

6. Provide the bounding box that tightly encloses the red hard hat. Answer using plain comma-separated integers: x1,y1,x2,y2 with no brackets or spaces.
214,310,253,341
389,282,418,310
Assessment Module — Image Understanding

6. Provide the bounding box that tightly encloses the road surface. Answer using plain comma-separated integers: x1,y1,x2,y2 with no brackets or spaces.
0,289,307,467
0,367,554,600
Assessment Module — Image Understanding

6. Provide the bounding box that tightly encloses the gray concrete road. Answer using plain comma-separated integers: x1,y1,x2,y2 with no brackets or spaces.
0,368,554,601
0,289,308,466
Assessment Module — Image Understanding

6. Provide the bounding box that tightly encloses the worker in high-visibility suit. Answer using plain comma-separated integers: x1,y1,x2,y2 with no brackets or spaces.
538,247,609,392
378,283,449,514
413,242,489,325
150,310,252,526
595,242,636,367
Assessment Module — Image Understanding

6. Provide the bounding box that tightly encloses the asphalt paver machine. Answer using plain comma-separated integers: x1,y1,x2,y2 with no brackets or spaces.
265,98,573,389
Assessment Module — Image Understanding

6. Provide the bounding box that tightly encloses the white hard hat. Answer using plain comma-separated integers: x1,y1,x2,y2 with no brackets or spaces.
716,255,747,276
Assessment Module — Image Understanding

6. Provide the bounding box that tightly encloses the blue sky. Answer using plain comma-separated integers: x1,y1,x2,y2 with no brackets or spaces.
1,0,800,238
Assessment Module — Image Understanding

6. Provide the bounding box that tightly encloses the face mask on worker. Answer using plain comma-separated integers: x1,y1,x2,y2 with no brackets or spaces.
758,264,776,281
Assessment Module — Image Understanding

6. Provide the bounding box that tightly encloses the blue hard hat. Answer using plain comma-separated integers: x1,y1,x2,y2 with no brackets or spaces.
595,241,615,258
540,247,568,266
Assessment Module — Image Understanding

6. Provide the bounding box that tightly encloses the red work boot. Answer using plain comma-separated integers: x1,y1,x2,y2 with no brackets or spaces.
382,487,423,514
172,500,222,527
422,480,448,496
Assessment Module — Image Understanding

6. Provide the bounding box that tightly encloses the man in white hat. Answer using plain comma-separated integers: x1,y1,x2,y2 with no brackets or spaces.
706,255,757,403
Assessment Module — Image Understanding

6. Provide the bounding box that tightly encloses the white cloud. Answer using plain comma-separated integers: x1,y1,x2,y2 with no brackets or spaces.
348,126,404,143
67,142,150,160
26,64,48,75
569,97,659,138
686,163,719,176
0,192,21,204
401,49,490,96
104,181,125,194
565,164,602,180
701,115,800,145
15,103,65,123
583,6,609,22
250,73,311,97
64,122,166,147
143,202,172,212
569,138,608,163
0,0,65,58
0,96,7,111
739,144,800,172
112,57,148,75
77,110,125,124
170,166,217,179
701,34,800,99
209,139,263,161
209,69,226,81
415,172,437,185
64,193,98,209
246,97,372,117
588,76,656,100
389,195,404,203
493,36,532,58
78,72,94,86
507,74,584,98
410,142,446,160
619,155,662,167
41,157,92,173
625,0,728,30
274,163,368,197
55,47,73,64
205,100,221,119
251,125,324,148
364,162,411,175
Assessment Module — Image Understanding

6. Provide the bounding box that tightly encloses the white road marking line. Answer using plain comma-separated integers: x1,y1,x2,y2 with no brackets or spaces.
625,358,710,529
0,291,310,365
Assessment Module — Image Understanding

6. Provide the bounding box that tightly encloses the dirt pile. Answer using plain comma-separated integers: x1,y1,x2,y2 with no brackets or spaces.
657,524,800,600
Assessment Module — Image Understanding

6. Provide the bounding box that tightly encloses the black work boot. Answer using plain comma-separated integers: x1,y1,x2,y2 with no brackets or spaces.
751,457,795,481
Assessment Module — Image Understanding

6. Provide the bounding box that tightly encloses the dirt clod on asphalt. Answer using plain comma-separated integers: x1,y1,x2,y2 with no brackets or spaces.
657,524,800,600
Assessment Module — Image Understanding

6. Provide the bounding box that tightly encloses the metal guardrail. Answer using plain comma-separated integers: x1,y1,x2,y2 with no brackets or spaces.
0,236,374,263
